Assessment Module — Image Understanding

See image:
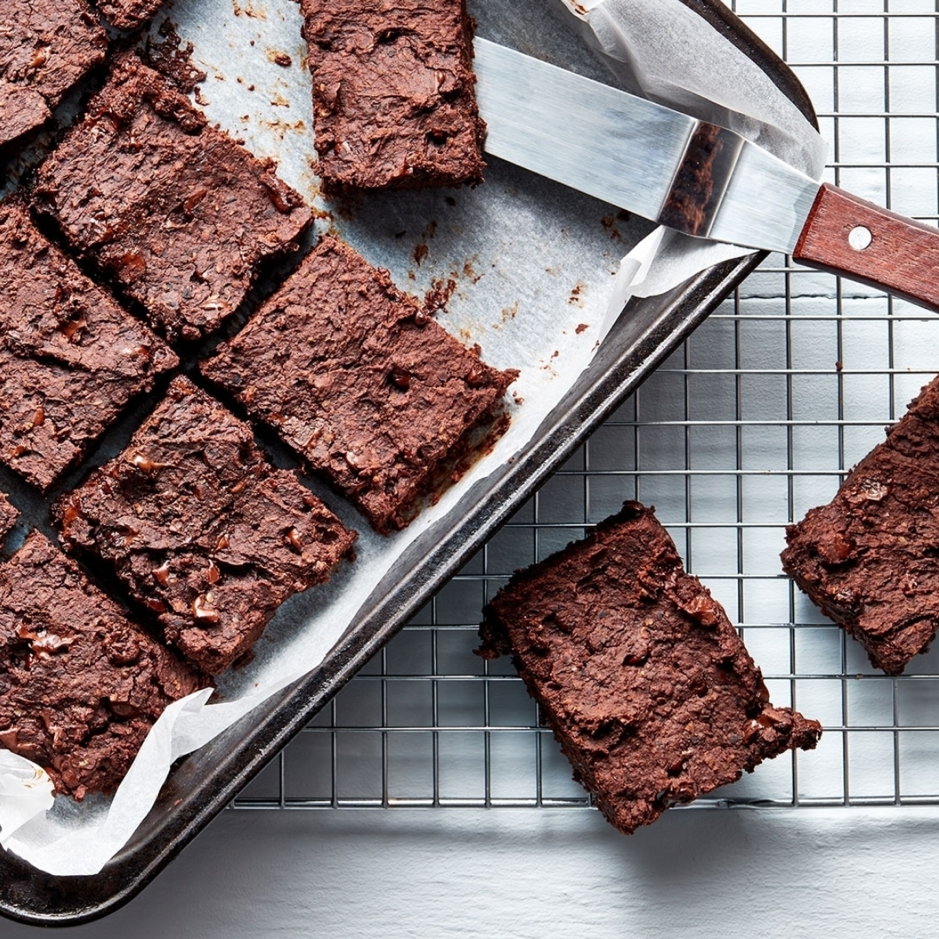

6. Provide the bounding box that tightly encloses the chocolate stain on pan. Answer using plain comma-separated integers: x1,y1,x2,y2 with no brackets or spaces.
331,192,362,221
463,256,482,284
258,118,307,140
568,282,587,307
424,275,458,315
267,50,293,68
411,220,438,267
601,213,624,243
232,1,267,19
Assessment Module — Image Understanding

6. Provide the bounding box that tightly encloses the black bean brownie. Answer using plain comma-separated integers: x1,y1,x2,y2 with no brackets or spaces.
0,0,107,150
0,196,178,491
300,0,486,191
479,501,822,835
55,377,358,675
782,375,939,674
34,51,312,343
202,235,516,532
96,0,169,31
0,531,201,799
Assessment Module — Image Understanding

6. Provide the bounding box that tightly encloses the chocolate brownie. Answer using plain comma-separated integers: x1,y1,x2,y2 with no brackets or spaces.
479,502,822,835
0,531,201,800
300,0,486,191
782,376,939,674
96,0,167,31
202,236,516,532
0,1,107,151
0,493,16,542
34,52,312,343
56,376,357,675
0,197,178,491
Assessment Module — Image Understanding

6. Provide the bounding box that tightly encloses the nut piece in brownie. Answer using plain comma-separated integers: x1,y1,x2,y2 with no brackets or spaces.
96,0,167,31
300,0,486,191
0,531,201,800
34,51,312,343
479,502,821,835
0,1,107,150
782,376,939,674
0,493,16,542
202,235,516,533
0,197,178,491
55,376,357,675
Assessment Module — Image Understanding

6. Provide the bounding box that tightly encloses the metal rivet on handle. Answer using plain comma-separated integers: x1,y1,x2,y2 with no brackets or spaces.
848,225,873,251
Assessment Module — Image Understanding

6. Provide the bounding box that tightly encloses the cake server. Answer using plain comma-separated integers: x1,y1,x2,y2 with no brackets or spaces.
475,38,939,312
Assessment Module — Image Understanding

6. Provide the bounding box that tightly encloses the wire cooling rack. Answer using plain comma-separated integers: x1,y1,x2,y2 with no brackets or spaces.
234,0,939,812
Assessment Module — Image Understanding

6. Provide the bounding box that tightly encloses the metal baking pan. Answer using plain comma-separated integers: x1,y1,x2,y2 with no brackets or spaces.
0,0,817,925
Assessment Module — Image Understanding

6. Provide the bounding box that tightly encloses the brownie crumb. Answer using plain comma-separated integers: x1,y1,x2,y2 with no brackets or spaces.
202,235,517,533
300,0,486,192
55,376,357,675
0,531,201,800
146,20,208,94
34,51,312,343
0,196,178,491
479,501,821,835
0,1,107,150
0,493,16,542
782,376,939,674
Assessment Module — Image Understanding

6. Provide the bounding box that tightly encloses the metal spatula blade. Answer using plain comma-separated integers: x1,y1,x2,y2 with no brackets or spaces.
474,38,817,254
474,39,939,313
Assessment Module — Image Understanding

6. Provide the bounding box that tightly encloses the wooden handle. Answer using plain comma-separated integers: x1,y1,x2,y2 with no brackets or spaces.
793,183,939,312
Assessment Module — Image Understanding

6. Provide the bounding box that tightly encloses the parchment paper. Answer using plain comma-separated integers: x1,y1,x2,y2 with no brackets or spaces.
0,0,825,875
557,0,827,321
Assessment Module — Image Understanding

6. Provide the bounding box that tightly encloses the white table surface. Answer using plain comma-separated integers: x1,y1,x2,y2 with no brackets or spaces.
2,806,937,937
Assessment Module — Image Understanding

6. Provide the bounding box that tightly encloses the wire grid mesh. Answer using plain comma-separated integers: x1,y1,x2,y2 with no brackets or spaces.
233,0,939,812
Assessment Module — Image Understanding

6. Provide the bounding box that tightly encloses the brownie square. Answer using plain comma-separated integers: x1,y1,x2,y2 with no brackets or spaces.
0,531,201,800
0,0,107,150
782,376,939,674
202,235,516,532
96,0,168,31
56,376,357,675
0,493,16,542
0,196,178,491
300,0,486,191
479,502,822,835
34,52,312,343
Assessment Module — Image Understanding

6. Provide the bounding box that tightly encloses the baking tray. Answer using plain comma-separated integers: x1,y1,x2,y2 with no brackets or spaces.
281,0,939,823
0,0,816,925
